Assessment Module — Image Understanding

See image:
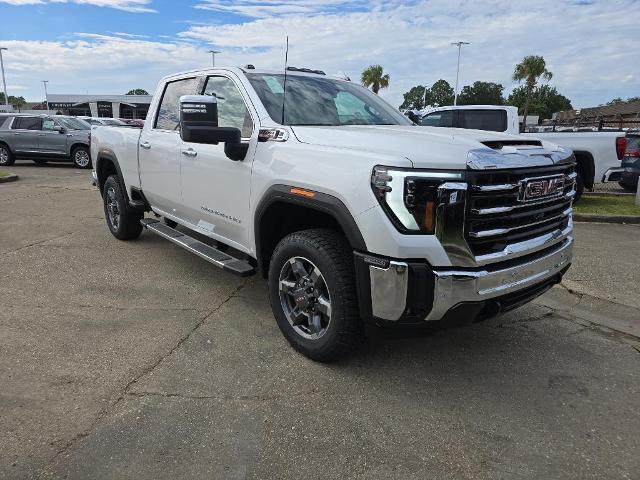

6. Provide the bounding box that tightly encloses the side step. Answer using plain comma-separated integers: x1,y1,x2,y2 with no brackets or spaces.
140,219,255,277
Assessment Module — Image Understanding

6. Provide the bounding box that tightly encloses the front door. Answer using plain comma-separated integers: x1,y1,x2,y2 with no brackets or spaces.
179,74,257,252
38,118,68,155
138,76,199,216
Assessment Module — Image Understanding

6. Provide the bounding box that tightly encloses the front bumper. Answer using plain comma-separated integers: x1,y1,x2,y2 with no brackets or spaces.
355,236,572,325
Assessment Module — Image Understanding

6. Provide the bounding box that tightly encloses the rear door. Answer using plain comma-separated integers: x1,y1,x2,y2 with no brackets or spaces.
38,118,68,155
138,76,199,216
10,116,42,153
179,74,257,251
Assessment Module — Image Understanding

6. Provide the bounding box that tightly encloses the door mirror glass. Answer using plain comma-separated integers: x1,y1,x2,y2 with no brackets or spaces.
179,94,242,146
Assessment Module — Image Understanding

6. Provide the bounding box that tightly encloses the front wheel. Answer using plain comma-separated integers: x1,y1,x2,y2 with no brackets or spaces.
72,146,91,169
268,229,363,362
103,175,143,240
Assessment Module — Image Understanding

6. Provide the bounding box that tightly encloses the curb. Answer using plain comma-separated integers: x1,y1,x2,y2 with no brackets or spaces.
0,173,18,184
585,191,634,197
573,213,640,224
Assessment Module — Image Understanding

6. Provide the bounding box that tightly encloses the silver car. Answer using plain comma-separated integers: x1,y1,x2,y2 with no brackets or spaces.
0,114,92,168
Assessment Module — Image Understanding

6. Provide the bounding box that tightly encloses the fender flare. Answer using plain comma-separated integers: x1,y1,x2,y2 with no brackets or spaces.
95,148,126,197
254,185,367,271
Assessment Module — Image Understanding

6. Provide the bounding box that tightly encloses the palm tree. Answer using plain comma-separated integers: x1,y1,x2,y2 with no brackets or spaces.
361,65,390,94
512,55,552,128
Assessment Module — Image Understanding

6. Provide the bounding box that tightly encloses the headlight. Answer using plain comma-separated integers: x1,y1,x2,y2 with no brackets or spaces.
371,166,463,234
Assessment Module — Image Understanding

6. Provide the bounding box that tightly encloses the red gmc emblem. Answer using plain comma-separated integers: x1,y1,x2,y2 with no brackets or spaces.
519,175,566,202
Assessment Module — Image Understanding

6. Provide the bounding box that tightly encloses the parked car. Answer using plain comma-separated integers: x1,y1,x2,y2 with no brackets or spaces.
91,66,575,361
602,132,640,191
417,105,626,200
80,117,128,127
0,114,92,168
118,118,145,128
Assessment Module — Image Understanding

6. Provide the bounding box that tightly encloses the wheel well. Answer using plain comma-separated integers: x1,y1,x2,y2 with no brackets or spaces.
70,143,88,154
96,156,118,193
0,141,11,153
257,202,347,277
574,151,595,189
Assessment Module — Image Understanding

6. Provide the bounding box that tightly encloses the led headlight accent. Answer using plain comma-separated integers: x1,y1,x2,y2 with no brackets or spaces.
371,166,463,234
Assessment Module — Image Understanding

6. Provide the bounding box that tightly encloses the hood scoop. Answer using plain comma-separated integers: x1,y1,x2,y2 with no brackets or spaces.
482,140,542,150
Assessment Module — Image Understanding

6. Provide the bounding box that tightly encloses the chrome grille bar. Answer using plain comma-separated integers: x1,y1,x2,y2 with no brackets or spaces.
472,190,575,215
469,207,572,238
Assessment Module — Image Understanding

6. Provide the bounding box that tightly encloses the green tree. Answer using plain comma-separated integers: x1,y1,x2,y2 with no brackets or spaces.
399,85,429,110
606,97,624,105
512,55,553,126
457,81,505,106
126,88,149,95
507,84,572,120
361,65,390,94
0,94,26,112
429,79,454,107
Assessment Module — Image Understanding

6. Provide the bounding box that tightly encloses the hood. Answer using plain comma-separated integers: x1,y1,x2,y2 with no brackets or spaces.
291,125,571,169
290,125,568,170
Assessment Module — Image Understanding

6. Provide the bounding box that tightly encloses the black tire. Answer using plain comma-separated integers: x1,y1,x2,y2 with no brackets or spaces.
619,181,638,193
0,143,15,166
71,146,92,169
574,171,584,203
33,159,48,165
103,175,143,240
268,228,363,362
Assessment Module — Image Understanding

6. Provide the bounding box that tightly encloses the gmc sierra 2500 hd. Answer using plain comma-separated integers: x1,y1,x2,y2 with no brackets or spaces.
91,66,576,361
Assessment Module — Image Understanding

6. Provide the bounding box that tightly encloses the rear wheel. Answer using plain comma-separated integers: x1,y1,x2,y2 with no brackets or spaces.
0,144,14,166
103,175,143,240
268,229,363,362
72,146,91,169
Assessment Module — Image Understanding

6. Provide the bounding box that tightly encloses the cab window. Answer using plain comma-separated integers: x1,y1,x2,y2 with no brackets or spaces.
421,111,454,127
154,77,199,131
203,76,253,138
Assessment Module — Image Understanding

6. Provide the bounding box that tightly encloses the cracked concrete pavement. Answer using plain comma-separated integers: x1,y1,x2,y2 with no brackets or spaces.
1,164,639,479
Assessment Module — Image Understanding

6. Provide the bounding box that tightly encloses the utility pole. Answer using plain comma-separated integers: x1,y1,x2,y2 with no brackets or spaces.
0,47,9,109
451,41,469,106
208,50,221,68
42,80,49,111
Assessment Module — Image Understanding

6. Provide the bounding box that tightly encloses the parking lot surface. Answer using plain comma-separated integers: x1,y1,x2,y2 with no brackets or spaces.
1,164,639,480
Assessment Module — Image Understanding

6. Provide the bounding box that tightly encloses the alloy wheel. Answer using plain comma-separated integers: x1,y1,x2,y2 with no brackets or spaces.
75,149,90,167
106,186,120,230
0,147,9,165
278,256,332,340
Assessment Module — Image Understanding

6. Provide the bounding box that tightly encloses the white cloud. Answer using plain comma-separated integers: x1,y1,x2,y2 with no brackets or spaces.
193,0,371,18
0,0,156,12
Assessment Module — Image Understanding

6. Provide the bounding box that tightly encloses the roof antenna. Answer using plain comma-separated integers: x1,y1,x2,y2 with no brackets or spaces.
281,35,289,125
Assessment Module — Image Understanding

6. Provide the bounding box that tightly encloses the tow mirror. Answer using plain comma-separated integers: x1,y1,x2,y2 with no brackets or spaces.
179,94,246,161
54,126,65,134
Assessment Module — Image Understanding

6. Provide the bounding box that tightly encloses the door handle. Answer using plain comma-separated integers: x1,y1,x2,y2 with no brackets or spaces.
181,148,197,157
140,141,151,149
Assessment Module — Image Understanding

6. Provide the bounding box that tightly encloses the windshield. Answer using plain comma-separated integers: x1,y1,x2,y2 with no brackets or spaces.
57,117,91,130
246,73,410,127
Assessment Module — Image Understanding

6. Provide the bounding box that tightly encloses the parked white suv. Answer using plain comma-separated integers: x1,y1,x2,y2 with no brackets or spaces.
91,67,576,361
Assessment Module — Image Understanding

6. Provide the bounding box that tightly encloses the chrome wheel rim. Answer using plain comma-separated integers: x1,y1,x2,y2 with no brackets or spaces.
106,186,120,230
75,149,90,167
0,147,8,165
279,256,332,340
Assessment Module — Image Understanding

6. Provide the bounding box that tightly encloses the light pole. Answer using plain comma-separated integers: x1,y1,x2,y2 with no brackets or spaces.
0,47,9,109
451,41,469,106
208,50,220,68
42,80,49,111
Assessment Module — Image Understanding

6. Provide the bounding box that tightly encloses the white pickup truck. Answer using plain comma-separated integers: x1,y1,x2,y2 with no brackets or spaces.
418,105,627,198
91,66,576,361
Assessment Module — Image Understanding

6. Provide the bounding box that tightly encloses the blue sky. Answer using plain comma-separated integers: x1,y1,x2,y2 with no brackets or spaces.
0,0,638,109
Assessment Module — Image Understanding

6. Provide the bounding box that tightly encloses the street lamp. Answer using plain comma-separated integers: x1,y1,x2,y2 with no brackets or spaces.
0,47,9,109
451,41,470,106
42,80,49,111
208,50,221,68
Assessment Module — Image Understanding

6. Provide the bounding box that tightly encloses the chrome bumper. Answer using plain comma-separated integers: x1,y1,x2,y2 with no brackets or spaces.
602,167,624,183
368,237,572,322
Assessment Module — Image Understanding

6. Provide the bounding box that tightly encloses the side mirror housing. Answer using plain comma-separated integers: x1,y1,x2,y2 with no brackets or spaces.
54,126,66,134
179,95,241,146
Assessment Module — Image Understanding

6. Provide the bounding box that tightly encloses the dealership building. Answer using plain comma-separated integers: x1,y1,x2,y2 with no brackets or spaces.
45,94,153,119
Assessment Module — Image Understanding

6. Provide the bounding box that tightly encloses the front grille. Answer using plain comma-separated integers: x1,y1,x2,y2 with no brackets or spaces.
465,163,575,257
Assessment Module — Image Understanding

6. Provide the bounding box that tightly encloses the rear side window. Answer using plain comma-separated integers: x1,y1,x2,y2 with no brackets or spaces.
421,111,454,127
12,117,42,130
154,77,198,131
458,110,507,132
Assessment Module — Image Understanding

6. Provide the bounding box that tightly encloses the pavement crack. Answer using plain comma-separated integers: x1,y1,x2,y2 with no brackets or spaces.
2,232,74,256
36,280,248,478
